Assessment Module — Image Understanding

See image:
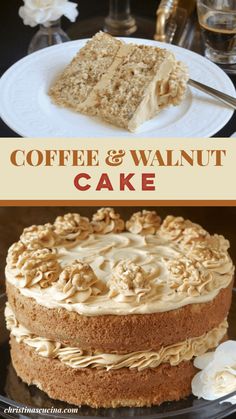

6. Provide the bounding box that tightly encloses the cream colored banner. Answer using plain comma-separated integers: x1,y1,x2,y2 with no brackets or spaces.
0,138,235,201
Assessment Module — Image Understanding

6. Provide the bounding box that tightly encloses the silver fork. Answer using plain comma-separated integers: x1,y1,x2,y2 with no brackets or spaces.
188,79,236,110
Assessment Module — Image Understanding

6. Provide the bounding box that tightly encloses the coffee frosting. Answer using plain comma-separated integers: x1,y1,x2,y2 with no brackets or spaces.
20,224,57,250
91,207,125,234
5,213,234,316
54,213,92,244
108,260,154,303
5,304,228,372
54,260,105,303
158,215,209,246
126,210,161,235
9,248,61,289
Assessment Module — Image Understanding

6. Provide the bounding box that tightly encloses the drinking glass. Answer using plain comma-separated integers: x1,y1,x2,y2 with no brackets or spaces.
104,0,137,36
197,0,236,64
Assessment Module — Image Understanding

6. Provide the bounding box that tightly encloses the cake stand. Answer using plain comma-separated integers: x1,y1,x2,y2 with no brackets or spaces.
0,291,236,419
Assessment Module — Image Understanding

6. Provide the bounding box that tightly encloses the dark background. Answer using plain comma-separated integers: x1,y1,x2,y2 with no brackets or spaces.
0,0,159,75
0,0,235,137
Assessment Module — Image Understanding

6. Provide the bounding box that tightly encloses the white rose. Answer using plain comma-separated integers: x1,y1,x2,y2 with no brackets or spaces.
192,341,236,404
19,0,79,28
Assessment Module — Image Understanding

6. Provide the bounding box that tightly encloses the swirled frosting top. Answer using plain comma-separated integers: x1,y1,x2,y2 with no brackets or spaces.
5,209,234,316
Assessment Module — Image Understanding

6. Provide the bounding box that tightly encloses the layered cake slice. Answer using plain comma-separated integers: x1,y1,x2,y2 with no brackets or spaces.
49,32,189,131
4,209,234,408
49,32,123,111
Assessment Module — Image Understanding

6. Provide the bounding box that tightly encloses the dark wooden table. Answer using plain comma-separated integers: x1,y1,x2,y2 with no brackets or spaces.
0,0,235,137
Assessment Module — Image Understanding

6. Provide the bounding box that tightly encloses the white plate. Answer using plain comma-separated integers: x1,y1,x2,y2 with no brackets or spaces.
0,38,235,138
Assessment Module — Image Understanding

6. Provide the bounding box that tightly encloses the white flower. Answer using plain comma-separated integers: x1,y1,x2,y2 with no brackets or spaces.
192,341,236,404
19,0,79,28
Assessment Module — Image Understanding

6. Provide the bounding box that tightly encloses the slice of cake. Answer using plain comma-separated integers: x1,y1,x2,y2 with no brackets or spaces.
49,32,189,132
49,32,123,111
4,209,234,408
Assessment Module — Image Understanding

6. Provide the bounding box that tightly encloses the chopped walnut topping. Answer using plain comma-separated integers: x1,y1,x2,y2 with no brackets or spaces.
158,61,188,108
16,248,61,288
92,208,125,234
187,240,231,273
159,215,209,246
108,260,150,301
190,245,223,263
59,261,98,290
206,234,230,252
126,210,161,235
167,62,189,105
167,256,212,297
54,213,92,243
20,224,56,250
7,241,27,268
54,260,104,303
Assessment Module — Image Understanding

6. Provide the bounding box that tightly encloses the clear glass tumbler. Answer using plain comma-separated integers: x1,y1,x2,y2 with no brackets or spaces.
104,0,137,36
197,0,236,64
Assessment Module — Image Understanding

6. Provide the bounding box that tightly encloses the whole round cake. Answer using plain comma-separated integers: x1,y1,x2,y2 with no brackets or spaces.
5,209,234,408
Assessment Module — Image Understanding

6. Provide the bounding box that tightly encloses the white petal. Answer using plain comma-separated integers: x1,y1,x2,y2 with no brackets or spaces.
226,366,236,377
59,1,78,21
31,9,51,23
192,372,219,400
214,341,236,365
192,341,236,403
46,9,63,21
19,6,38,27
24,0,39,10
193,351,215,370
192,371,205,398
19,0,78,26
55,0,68,6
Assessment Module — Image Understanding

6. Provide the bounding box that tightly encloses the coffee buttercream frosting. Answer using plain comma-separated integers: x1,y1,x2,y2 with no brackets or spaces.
91,207,125,234
20,224,57,250
158,216,209,246
108,260,153,303
54,213,92,244
54,260,105,303
5,211,234,316
126,210,161,235
8,248,61,289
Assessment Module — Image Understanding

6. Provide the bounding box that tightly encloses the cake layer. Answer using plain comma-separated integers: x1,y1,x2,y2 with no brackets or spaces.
6,304,227,372
6,280,233,353
87,49,188,131
11,336,197,407
49,32,122,111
